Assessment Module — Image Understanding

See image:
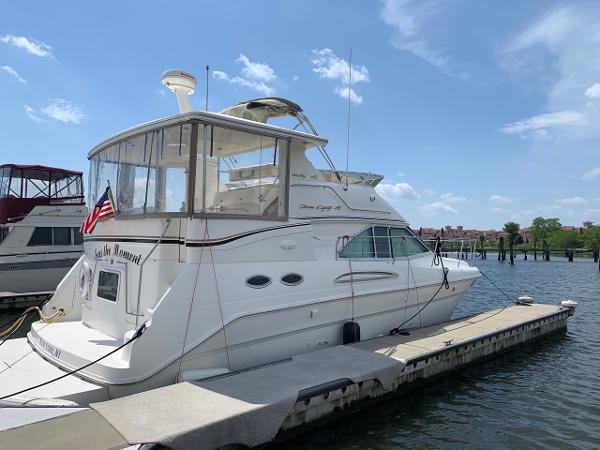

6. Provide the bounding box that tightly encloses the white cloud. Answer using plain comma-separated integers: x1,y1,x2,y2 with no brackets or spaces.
376,182,419,201
584,208,600,215
424,189,435,196
499,6,600,141
311,48,369,84
25,99,85,124
501,111,585,138
581,167,600,181
556,196,587,205
420,201,458,217
585,83,600,99
41,99,85,124
538,204,561,211
334,86,363,105
380,0,469,81
1,34,52,57
212,54,277,96
237,54,276,82
440,192,466,203
0,65,26,83
311,48,369,105
23,105,46,123
489,195,513,204
292,75,299,81
488,207,510,214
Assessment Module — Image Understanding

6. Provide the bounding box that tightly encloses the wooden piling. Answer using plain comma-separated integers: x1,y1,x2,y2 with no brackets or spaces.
567,250,574,262
509,238,514,265
523,250,527,261
498,237,505,262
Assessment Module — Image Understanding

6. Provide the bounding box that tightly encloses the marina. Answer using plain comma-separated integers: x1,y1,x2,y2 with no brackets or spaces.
0,302,575,449
2,3,600,445
0,68,594,448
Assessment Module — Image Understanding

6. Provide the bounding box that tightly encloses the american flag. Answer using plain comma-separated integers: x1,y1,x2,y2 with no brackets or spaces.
81,186,115,234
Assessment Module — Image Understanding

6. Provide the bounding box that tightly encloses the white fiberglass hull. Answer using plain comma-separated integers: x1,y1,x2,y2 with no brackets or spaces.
0,274,475,417
0,258,79,294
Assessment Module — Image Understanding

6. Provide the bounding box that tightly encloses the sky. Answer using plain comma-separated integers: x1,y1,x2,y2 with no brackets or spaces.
1,0,599,229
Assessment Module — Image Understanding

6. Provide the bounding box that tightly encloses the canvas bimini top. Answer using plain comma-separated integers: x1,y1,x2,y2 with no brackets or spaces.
0,164,84,224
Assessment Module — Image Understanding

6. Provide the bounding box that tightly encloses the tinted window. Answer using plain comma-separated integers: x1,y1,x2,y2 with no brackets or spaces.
72,227,84,245
0,226,9,244
374,226,391,258
28,227,52,246
339,228,375,258
53,227,72,246
390,228,429,256
97,271,119,301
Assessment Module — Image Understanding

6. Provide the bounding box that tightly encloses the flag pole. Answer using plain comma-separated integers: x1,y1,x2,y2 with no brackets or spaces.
106,179,117,213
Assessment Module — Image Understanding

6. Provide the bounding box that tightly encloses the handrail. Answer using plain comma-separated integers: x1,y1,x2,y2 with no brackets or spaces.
134,218,171,329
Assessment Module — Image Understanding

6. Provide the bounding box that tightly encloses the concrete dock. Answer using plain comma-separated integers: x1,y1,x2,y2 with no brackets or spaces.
0,303,574,450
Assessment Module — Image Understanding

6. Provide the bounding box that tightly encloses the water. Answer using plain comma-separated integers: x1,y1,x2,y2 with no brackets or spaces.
2,256,599,448
272,255,600,450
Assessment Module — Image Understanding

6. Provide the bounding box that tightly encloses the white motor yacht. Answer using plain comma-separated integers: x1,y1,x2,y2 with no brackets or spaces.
0,165,86,301
0,71,480,418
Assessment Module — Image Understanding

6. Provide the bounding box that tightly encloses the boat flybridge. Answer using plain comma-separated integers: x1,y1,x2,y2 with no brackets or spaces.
0,70,480,412
0,165,86,299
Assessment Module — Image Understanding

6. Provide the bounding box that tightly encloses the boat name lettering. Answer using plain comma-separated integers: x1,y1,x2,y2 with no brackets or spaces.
35,336,61,359
299,203,342,212
94,244,142,265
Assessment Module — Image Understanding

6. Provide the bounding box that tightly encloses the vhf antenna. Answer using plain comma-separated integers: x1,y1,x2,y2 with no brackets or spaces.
205,65,210,112
344,49,352,191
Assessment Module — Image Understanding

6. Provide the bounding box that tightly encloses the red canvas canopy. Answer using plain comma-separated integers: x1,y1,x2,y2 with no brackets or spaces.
0,164,84,224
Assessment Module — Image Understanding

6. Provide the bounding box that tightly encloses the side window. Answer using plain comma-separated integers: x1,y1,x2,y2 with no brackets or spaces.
339,228,374,258
97,270,119,302
373,226,391,258
28,227,52,246
53,227,72,246
72,227,84,245
0,226,9,244
390,228,429,256
339,226,430,259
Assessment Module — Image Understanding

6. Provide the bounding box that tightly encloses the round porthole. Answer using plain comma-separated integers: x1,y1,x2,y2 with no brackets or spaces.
245,275,272,289
281,273,304,286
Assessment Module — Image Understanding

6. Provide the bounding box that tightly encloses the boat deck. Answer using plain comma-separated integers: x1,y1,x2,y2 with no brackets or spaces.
0,303,574,450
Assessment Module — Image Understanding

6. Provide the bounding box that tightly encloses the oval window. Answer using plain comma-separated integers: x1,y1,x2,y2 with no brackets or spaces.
281,273,304,286
245,275,272,289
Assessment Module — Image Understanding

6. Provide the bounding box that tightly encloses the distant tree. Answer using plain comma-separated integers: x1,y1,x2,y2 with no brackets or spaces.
549,229,583,250
530,217,561,245
503,221,520,245
582,226,600,249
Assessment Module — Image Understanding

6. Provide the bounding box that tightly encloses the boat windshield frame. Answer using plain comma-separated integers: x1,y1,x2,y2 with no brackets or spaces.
87,113,321,221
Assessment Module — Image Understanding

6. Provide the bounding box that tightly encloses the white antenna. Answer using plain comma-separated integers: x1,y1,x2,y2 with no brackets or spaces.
161,69,197,113
344,49,352,191
205,65,209,112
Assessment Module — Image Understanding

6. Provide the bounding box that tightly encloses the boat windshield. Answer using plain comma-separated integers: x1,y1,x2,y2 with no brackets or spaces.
89,120,288,218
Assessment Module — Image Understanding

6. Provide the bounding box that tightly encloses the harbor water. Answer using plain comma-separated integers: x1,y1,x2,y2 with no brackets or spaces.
272,255,600,450
2,256,598,449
